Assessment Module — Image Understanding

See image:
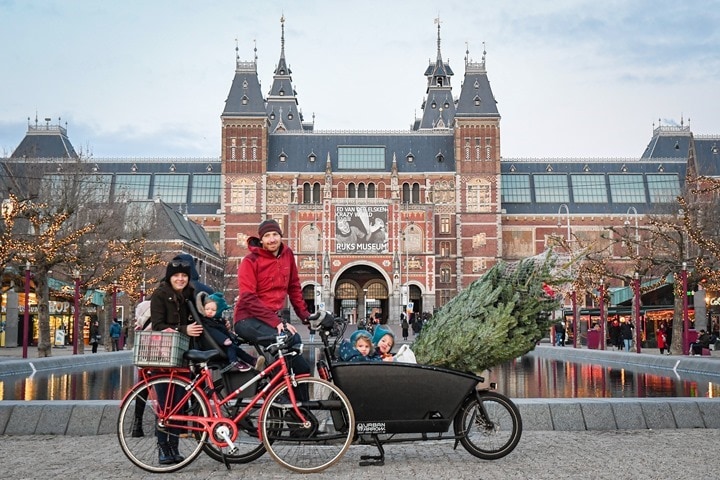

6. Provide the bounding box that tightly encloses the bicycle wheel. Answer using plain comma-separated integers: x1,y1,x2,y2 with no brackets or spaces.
260,377,355,473
453,390,522,460
117,377,208,473
200,398,266,464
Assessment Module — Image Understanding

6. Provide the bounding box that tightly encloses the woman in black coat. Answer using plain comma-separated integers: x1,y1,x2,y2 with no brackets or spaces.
149,258,204,465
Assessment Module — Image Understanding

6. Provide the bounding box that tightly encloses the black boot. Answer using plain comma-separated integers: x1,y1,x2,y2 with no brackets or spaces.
168,441,185,463
131,417,144,437
158,442,176,465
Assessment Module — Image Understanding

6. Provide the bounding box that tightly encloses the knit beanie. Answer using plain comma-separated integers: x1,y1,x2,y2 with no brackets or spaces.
258,219,283,238
165,258,192,282
206,292,229,319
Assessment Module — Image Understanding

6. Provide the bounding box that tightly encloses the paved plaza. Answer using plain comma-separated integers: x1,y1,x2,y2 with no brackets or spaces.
1,429,718,479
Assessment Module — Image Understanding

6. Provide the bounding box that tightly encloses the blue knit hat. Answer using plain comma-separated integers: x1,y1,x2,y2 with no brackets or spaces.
206,292,229,319
350,329,373,345
371,325,394,346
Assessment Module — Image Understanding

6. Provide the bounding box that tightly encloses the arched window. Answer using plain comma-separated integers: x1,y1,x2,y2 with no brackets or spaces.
303,183,311,204
402,183,411,203
440,265,451,283
358,183,366,198
313,183,321,204
367,183,375,198
412,183,420,203
348,183,356,198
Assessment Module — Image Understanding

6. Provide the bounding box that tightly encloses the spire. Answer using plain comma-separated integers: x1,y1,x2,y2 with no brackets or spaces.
274,14,290,76
417,18,455,130
266,15,305,131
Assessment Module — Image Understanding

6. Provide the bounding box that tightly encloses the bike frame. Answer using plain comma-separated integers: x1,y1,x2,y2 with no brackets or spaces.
124,342,311,449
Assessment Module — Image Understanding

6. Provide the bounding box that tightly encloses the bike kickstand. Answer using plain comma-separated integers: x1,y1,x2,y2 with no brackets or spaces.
359,434,385,466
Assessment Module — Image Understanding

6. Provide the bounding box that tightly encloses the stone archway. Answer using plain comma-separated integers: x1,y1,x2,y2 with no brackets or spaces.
332,263,391,324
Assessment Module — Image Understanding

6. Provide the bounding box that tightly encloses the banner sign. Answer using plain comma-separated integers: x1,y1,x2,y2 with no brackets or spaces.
335,205,388,254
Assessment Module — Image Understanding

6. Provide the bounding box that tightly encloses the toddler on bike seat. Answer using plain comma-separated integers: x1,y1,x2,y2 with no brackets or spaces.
198,292,260,372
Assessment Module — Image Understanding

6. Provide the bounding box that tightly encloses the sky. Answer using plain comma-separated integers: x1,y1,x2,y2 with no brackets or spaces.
1,0,719,159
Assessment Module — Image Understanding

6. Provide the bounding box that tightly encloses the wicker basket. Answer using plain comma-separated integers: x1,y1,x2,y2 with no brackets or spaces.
133,331,190,367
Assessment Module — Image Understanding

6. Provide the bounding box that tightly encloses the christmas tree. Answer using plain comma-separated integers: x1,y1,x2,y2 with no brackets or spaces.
413,251,564,372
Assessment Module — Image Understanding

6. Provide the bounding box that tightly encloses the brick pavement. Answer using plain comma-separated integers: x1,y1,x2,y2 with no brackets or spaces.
1,429,717,479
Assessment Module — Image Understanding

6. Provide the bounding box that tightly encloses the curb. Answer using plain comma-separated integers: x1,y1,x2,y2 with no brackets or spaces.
2,397,720,436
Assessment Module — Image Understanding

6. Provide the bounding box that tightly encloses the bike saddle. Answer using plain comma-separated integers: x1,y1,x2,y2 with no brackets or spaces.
184,348,224,364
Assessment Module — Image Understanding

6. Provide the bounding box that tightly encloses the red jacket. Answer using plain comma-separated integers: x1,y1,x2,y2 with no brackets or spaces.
234,237,310,328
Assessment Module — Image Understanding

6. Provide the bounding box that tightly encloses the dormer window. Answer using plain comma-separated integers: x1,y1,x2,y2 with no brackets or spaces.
288,112,293,120
712,143,718,154
406,152,414,163
270,112,276,120
279,89,285,96
444,102,450,109
279,151,287,162
308,152,317,163
436,152,444,163
474,95,481,106
241,95,248,105
431,100,437,109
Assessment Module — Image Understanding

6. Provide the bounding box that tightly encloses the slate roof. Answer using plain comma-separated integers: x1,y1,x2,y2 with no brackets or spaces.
266,131,455,173
11,122,78,159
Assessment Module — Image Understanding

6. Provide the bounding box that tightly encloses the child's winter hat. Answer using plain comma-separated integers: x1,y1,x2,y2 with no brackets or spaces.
350,329,373,345
206,292,229,319
371,325,395,346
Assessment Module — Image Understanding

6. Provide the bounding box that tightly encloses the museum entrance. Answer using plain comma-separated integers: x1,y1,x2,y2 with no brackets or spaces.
333,264,389,325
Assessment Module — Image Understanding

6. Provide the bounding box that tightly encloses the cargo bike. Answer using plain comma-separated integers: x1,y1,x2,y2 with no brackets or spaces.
117,309,521,473
313,312,523,466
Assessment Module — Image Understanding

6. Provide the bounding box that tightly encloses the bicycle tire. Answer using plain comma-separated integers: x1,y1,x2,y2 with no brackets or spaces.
453,390,522,460
117,377,208,473
259,377,355,473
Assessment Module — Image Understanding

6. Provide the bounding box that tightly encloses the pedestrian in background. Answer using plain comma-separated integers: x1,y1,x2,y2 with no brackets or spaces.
90,320,100,353
110,318,121,351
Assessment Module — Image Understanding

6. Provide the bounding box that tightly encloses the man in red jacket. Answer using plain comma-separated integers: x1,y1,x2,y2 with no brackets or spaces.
234,219,311,395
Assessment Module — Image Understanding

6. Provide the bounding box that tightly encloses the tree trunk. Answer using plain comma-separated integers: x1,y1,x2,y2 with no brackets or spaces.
670,296,684,355
36,274,52,358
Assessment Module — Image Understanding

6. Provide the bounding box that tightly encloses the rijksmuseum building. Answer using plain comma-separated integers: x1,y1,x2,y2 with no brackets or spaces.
3,21,720,330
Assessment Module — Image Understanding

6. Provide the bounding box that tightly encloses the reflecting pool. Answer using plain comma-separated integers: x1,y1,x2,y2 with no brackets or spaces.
2,351,719,401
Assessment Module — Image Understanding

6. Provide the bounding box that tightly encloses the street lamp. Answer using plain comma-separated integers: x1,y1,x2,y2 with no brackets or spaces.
111,280,118,346
682,262,689,355
363,288,368,322
625,206,640,256
571,289,578,349
557,204,571,242
633,271,641,354
73,269,80,355
599,279,606,351
22,260,30,359
310,224,320,312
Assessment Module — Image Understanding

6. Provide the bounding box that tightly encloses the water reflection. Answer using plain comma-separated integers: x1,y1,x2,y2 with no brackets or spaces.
497,355,720,399
1,354,719,401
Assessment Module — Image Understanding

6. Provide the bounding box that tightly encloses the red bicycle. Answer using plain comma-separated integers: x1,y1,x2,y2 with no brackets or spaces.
117,329,355,474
